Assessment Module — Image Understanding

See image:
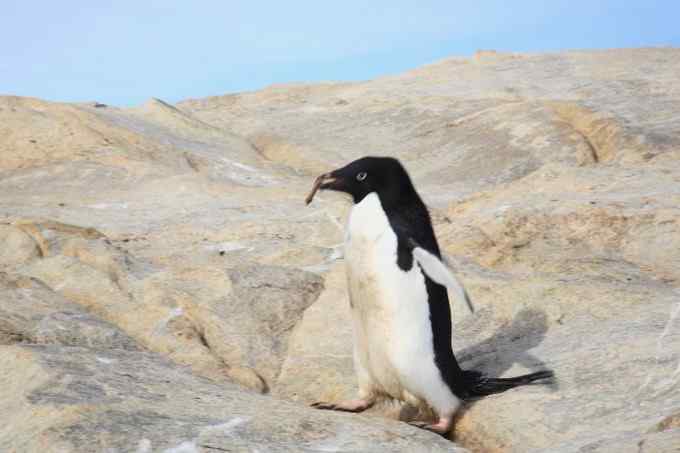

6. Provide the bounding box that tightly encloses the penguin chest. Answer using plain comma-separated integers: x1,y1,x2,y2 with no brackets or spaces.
344,193,396,318
344,194,435,398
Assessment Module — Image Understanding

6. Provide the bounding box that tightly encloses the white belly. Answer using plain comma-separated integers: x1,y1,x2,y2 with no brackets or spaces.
344,193,454,410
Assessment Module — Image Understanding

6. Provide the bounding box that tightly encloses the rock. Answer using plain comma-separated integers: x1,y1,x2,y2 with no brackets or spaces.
0,272,139,350
29,311,141,351
15,222,324,392
0,344,463,452
0,225,40,269
193,265,324,388
1,48,679,451
275,264,357,403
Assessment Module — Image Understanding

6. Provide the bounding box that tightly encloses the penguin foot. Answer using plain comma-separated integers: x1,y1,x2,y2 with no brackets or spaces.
310,399,373,413
408,417,452,436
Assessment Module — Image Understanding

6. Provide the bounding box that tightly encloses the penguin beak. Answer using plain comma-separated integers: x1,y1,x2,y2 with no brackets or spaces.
305,172,339,205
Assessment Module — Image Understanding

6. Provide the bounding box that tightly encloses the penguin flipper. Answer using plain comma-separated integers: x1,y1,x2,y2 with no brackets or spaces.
411,243,475,314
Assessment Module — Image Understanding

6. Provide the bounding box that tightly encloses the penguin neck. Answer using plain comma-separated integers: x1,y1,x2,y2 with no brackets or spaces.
352,184,421,215
348,192,391,240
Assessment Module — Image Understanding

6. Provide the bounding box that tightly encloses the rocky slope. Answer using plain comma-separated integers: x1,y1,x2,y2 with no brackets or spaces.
1,48,679,452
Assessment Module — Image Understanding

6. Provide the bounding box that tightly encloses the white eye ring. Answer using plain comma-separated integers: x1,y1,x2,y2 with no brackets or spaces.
356,172,367,181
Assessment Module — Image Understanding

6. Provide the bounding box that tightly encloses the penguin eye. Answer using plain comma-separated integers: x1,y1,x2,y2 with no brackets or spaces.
356,172,367,181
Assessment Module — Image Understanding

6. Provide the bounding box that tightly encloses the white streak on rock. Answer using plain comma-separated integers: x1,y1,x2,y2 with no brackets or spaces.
638,290,680,396
205,241,247,253
200,416,250,436
162,441,198,453
231,162,257,172
89,203,129,210
152,307,184,336
136,438,152,453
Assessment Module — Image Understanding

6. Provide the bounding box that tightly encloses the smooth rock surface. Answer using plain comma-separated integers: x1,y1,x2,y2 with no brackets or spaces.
1,48,679,452
0,344,460,452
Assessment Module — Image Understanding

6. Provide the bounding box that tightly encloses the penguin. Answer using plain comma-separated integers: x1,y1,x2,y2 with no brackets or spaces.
305,156,553,435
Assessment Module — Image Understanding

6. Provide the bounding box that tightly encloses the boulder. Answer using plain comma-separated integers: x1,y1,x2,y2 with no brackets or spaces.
0,344,462,452
1,48,679,451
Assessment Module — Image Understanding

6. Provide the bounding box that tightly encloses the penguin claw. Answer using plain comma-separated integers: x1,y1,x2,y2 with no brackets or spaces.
310,399,372,412
310,401,337,410
408,421,432,429
408,420,450,436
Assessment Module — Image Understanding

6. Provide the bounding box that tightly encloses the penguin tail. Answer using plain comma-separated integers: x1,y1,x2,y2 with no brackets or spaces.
462,369,554,398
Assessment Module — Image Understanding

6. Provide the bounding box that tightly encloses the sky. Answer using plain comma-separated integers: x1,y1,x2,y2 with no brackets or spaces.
2,1,679,106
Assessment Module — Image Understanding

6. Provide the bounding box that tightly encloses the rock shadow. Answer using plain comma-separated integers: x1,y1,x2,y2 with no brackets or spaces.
448,307,557,438
398,307,557,430
457,307,555,386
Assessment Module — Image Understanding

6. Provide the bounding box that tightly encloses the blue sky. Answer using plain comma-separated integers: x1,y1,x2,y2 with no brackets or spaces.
2,1,678,106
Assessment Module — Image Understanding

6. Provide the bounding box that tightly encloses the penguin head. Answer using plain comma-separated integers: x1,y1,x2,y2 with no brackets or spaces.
306,156,418,207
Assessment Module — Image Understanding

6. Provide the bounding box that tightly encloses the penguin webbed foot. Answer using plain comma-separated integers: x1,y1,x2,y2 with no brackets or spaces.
310,398,373,413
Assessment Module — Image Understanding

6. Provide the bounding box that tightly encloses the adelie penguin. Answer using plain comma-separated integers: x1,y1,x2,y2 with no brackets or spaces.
305,156,553,435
